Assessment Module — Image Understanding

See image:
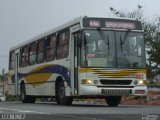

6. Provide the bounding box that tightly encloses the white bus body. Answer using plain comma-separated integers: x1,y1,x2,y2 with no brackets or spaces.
8,16,147,106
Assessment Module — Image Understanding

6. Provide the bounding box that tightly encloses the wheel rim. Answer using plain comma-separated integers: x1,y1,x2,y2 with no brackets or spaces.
59,86,65,101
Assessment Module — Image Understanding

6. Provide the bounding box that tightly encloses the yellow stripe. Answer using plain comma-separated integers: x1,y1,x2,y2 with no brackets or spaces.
25,73,53,85
79,68,94,73
79,68,146,78
80,68,146,73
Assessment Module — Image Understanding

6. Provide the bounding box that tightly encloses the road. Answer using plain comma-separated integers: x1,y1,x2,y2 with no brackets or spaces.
0,101,160,120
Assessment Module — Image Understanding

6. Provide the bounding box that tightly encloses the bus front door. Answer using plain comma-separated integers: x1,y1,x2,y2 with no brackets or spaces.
14,49,20,99
70,32,80,95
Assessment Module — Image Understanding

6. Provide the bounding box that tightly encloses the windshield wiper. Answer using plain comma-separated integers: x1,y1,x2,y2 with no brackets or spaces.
120,30,130,51
97,28,110,50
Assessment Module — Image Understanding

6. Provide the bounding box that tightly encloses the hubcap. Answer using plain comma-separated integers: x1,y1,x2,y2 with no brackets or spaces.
59,86,65,100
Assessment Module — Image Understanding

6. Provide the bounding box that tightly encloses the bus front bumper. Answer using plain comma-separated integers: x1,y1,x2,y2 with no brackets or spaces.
79,85,148,96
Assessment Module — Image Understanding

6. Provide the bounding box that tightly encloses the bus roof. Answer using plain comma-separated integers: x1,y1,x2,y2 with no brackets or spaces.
10,16,142,51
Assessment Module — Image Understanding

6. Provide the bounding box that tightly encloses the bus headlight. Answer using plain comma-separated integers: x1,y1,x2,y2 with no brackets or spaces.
138,80,143,84
82,79,92,84
137,80,147,85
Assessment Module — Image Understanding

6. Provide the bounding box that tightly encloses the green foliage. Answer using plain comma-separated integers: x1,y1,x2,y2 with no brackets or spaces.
0,74,2,81
147,34,160,67
146,64,154,79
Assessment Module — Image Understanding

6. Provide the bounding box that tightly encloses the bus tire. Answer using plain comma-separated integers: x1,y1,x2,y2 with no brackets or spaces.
105,96,122,107
57,81,73,105
20,83,36,103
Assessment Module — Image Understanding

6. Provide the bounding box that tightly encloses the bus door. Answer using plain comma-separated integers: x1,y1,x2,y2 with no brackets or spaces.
70,25,80,95
14,49,20,97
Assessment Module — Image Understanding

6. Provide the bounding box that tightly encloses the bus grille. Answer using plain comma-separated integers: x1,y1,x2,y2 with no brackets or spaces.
102,89,132,96
100,80,132,85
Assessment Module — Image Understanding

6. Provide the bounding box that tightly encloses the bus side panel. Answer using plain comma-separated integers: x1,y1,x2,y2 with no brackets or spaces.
17,60,70,97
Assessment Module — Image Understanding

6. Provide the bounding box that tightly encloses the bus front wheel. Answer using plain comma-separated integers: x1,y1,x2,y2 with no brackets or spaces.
105,96,122,107
57,81,73,105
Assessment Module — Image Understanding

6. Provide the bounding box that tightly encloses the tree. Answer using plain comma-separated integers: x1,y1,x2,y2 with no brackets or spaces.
0,74,2,82
109,5,160,79
110,5,143,20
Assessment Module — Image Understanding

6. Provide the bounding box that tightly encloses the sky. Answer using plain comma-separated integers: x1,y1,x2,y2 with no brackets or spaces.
0,0,160,72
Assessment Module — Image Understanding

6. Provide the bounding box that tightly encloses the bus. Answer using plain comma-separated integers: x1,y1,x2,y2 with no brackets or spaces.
8,16,147,106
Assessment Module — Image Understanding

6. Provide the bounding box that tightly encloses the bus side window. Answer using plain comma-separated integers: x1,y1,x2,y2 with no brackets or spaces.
20,46,28,67
56,30,69,59
9,51,15,70
29,42,36,65
46,35,56,61
37,40,44,64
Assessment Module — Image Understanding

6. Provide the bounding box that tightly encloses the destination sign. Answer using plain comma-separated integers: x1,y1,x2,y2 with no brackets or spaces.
83,17,143,30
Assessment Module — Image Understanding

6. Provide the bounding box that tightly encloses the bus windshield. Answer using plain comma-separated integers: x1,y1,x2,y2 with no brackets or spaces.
81,30,146,68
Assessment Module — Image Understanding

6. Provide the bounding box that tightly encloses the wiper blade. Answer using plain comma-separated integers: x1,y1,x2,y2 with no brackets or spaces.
97,28,110,50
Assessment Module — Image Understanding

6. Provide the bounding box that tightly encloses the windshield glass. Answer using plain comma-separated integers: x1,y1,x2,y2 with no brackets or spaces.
81,30,115,67
81,30,145,68
116,32,145,68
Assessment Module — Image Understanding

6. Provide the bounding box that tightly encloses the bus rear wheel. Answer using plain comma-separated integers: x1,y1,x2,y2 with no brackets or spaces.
20,83,36,103
105,96,122,107
57,81,73,105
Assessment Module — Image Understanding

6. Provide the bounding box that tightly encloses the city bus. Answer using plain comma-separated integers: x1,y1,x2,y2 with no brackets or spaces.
8,16,147,106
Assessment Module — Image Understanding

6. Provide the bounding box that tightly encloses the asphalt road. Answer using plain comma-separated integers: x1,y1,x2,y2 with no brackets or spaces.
0,101,160,120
